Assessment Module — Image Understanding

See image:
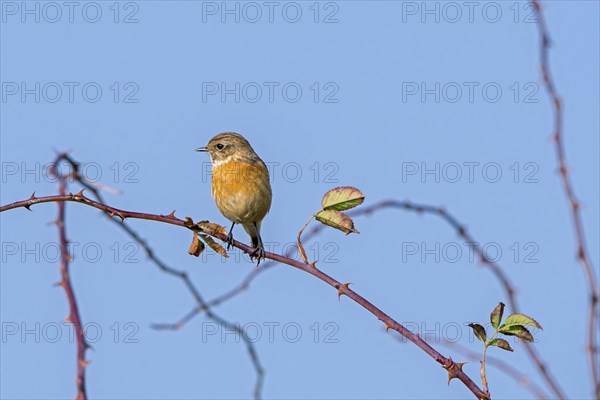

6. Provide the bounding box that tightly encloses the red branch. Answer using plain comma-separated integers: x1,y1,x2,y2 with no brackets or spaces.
48,164,88,400
0,193,486,399
178,199,565,398
531,2,599,398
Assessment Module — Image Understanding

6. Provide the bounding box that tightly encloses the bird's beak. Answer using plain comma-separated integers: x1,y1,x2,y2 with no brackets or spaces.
196,146,208,152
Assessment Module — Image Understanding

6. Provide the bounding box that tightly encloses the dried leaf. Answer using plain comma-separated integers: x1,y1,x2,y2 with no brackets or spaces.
200,234,229,258
195,220,227,236
488,338,513,352
315,210,359,235
188,233,205,257
321,186,365,211
468,323,487,343
501,313,542,330
490,302,505,330
499,324,534,342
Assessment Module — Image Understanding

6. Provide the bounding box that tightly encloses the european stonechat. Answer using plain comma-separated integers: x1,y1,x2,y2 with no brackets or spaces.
197,132,272,264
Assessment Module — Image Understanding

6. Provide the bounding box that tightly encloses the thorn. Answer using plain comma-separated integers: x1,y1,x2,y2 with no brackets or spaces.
64,315,72,323
309,261,317,269
80,359,90,369
52,281,65,288
167,210,176,219
75,189,85,197
336,282,352,300
444,359,467,385
25,192,37,210
108,210,125,221
384,323,392,332
183,217,194,227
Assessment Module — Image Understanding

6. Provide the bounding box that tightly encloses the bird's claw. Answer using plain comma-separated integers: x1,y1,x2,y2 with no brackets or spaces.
250,244,266,267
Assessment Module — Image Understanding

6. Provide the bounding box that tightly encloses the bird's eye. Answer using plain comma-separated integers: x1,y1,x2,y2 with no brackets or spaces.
216,143,225,150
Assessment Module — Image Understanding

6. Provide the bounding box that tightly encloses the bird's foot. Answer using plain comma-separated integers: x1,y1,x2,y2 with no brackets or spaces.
250,243,266,267
226,232,234,250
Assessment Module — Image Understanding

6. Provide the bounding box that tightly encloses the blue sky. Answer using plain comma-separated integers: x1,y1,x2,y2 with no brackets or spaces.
1,1,599,399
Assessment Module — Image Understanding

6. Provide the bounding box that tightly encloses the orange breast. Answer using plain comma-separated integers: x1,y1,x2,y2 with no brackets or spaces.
211,160,272,224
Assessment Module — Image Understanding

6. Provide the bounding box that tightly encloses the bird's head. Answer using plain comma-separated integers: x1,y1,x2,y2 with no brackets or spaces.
196,132,258,165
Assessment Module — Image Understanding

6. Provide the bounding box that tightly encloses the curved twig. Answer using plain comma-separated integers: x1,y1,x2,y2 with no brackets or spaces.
1,193,486,399
195,199,566,398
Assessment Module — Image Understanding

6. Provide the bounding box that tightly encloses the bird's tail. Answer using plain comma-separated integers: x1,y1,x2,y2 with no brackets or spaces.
243,221,262,248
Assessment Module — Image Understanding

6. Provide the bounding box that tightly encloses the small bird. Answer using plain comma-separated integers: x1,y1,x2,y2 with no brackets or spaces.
196,132,272,264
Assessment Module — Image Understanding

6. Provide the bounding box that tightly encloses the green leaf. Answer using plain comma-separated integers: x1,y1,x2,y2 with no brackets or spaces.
188,233,205,257
468,323,487,343
501,313,542,330
490,302,505,330
315,210,359,235
499,324,534,342
321,187,365,211
488,338,513,352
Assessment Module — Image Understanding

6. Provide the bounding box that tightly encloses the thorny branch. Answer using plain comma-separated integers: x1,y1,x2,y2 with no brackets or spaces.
53,154,265,399
0,193,486,399
48,160,89,400
531,2,600,398
183,199,565,398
